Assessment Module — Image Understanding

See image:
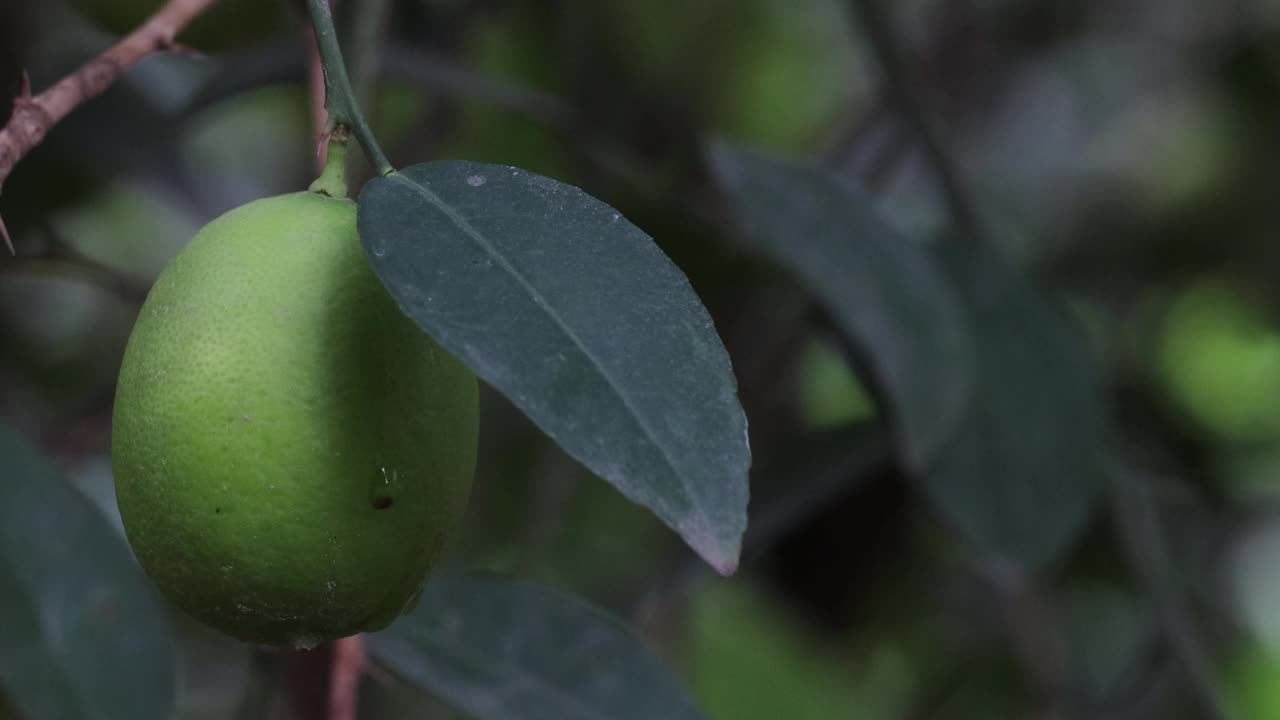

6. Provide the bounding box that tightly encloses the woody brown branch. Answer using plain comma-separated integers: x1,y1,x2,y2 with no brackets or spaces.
0,0,222,193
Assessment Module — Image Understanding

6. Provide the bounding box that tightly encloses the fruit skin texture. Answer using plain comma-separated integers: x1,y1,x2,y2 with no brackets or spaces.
112,191,478,647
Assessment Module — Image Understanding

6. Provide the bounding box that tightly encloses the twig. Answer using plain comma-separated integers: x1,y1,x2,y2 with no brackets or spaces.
307,26,329,172
341,0,393,181
0,0,220,193
982,564,1072,720
343,0,392,120
306,0,393,176
1112,465,1236,720
328,635,366,720
846,0,984,245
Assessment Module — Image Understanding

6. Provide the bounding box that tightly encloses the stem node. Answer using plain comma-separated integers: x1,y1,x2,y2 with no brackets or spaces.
306,0,394,177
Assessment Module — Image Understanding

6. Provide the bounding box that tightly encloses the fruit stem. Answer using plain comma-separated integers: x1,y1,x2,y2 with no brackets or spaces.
306,0,394,177
309,127,350,198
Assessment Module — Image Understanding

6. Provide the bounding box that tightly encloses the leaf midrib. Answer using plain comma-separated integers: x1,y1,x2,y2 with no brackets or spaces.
385,173,711,531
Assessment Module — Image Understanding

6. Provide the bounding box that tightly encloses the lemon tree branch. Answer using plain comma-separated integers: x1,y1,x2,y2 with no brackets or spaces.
0,0,222,253
846,0,984,246
306,0,394,177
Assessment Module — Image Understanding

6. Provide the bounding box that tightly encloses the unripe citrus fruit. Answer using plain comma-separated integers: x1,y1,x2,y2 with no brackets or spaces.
111,190,478,647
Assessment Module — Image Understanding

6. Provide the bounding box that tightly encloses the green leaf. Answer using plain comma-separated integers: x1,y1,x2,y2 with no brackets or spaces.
0,427,175,720
368,575,704,720
924,248,1108,569
709,143,976,471
357,162,750,573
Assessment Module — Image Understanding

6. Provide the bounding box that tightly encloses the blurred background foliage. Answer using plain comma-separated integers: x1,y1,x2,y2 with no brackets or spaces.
5,0,1280,718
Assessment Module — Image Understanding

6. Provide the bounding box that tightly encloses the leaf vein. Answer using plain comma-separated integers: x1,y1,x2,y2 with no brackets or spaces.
385,174,708,530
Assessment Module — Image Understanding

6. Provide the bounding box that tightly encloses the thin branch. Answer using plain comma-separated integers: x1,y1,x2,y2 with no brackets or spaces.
1111,466,1237,720
344,0,393,118
328,635,366,720
0,0,221,193
306,0,393,175
342,0,393,181
846,0,984,245
307,25,330,173
982,565,1072,720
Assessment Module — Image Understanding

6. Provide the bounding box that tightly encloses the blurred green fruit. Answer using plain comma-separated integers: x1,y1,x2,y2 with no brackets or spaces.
111,191,478,647
1159,280,1280,442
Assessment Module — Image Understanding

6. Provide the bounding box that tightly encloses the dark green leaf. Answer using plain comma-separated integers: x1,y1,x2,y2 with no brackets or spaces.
357,162,750,573
709,143,976,471
924,248,1108,569
0,427,176,720
368,575,704,720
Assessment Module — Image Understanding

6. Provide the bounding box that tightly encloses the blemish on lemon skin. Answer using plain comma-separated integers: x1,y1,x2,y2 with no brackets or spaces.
465,175,486,187
111,192,478,646
370,466,399,509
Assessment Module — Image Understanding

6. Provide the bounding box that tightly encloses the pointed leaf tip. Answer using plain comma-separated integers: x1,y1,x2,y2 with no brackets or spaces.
684,505,743,575
712,556,739,577
357,161,751,570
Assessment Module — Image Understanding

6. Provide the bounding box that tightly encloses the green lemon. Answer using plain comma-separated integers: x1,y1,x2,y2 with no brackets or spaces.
111,191,478,647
